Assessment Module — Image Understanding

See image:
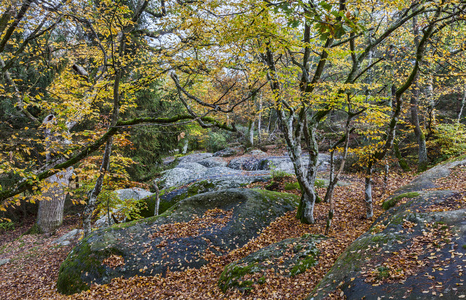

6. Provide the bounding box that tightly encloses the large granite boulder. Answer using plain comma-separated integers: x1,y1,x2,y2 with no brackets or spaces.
57,189,298,295
227,157,262,171
197,157,228,168
213,147,239,157
177,152,213,163
309,158,466,300
115,187,153,201
258,154,331,174
141,173,272,216
158,168,197,189
176,162,208,174
219,234,326,293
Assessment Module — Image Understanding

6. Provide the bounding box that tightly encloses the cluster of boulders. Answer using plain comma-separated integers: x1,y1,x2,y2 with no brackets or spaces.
159,149,331,190
55,150,466,299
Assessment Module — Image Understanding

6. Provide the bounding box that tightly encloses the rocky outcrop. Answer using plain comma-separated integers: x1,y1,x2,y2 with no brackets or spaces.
159,152,332,190
57,189,298,295
53,229,83,246
197,157,228,168
213,147,239,157
309,158,466,300
219,234,326,293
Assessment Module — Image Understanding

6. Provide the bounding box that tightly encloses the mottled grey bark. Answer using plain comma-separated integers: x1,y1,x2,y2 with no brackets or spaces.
458,84,466,123
83,138,113,236
37,115,73,233
364,164,374,219
153,180,160,216
411,16,428,172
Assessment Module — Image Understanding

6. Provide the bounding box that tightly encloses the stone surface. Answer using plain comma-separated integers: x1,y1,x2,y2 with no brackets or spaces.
57,189,298,295
213,148,239,157
0,259,10,267
309,158,466,300
177,152,213,163
115,188,153,201
197,157,228,168
53,229,83,246
158,168,196,189
227,157,262,171
219,234,326,292
176,162,208,174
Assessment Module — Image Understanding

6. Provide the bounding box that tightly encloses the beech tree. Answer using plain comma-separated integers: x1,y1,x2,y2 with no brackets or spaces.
0,0,235,234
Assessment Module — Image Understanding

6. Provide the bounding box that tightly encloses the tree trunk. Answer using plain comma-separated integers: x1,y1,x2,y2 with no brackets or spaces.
248,120,254,147
83,138,113,236
411,16,428,172
257,98,262,145
37,114,73,234
410,84,428,171
181,137,189,154
153,180,160,216
365,164,374,219
426,76,436,137
458,84,466,123
37,168,73,233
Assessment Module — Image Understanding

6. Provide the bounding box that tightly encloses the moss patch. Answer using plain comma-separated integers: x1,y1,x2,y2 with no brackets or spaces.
284,181,300,191
382,192,420,210
56,237,105,295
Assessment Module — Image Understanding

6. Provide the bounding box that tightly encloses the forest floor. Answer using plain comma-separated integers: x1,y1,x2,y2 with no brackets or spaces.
0,161,425,300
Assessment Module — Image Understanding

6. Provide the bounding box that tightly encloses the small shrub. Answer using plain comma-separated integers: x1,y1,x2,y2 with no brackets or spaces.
0,221,14,232
284,182,300,191
206,131,228,153
430,123,466,163
315,179,326,188
271,169,292,181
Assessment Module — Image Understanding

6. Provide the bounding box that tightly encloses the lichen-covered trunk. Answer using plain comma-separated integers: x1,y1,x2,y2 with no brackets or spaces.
411,89,428,172
296,123,319,224
364,164,374,219
458,84,466,123
37,168,73,233
153,180,160,216
181,137,189,154
410,18,428,172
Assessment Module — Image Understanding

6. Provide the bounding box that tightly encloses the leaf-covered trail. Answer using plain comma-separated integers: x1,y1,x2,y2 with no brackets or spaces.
0,172,415,300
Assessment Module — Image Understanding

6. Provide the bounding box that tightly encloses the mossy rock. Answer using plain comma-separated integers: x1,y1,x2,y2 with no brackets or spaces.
57,188,298,295
138,180,216,218
382,191,420,210
309,158,466,300
219,234,325,293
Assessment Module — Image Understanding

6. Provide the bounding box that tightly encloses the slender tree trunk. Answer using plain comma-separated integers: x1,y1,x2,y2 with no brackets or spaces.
257,98,262,144
83,138,113,236
410,81,428,171
248,120,254,147
182,137,189,154
411,16,428,172
383,160,389,194
426,76,436,136
83,64,121,236
325,151,335,204
365,163,374,219
324,121,351,234
153,180,160,216
458,84,466,123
